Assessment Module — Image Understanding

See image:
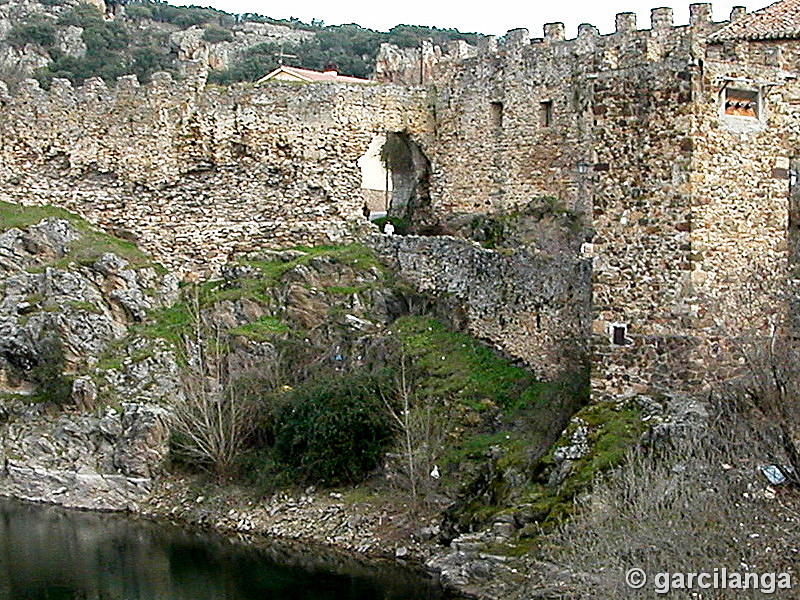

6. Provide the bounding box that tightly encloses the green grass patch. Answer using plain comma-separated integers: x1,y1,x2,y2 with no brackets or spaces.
229,316,289,341
446,431,518,462
392,316,548,412
133,302,193,347
96,355,123,371
325,286,362,295
0,201,159,272
201,243,385,307
518,402,647,530
0,391,29,403
0,201,89,231
67,300,103,314
560,403,646,488
130,244,384,349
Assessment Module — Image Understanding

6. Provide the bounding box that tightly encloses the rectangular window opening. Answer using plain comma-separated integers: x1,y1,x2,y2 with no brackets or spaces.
611,324,628,346
723,88,759,119
539,101,553,127
490,101,504,128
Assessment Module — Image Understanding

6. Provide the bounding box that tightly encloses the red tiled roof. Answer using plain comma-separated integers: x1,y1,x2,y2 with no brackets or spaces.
257,66,372,84
710,0,800,42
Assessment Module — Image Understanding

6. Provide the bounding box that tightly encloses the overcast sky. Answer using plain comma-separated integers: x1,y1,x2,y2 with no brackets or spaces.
171,0,772,37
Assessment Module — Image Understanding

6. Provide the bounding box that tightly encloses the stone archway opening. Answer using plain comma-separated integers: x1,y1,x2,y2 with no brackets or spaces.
358,132,431,223
381,132,431,220
358,133,392,219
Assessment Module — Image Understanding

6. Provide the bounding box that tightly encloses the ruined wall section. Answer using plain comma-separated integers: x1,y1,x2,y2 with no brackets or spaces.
411,7,717,398
0,72,432,276
374,40,477,86
368,234,591,379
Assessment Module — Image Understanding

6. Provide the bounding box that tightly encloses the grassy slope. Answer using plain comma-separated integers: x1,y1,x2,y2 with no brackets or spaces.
132,243,639,548
0,200,157,270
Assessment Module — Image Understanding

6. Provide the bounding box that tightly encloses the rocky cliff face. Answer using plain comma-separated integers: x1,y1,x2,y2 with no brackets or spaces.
0,216,178,393
0,215,423,508
169,23,314,72
0,0,313,85
0,215,181,509
0,0,53,82
0,401,169,510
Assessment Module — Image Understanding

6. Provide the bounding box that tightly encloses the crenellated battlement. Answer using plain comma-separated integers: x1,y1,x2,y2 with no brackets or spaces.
375,3,756,87
414,0,800,400
0,62,432,277
1,69,201,111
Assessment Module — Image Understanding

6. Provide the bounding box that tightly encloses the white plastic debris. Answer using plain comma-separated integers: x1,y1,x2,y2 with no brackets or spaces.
761,465,787,486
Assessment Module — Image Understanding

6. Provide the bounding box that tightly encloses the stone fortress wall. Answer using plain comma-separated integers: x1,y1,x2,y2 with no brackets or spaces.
0,66,433,277
388,4,800,400
368,234,591,380
2,1,799,398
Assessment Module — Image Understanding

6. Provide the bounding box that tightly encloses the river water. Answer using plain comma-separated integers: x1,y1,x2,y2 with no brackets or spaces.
0,498,444,600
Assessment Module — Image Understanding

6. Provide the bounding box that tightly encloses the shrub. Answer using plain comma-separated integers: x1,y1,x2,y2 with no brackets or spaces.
124,4,153,21
275,373,393,486
130,45,173,82
57,3,104,28
29,335,72,405
542,399,798,599
6,18,57,49
203,25,233,44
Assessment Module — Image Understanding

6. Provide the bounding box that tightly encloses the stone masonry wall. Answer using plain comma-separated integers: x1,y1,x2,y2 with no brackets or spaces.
367,234,591,379
684,38,800,385
3,3,800,398
695,38,800,331
0,68,432,276
407,9,710,398
426,29,594,218
404,5,800,399
589,11,703,399
592,14,800,399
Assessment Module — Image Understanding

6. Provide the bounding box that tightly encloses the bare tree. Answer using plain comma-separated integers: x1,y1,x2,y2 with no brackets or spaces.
381,354,446,505
170,294,256,478
723,333,800,487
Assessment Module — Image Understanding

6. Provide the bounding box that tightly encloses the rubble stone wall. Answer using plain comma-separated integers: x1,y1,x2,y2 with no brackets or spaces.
0,70,433,276
368,233,591,378
3,3,800,398
391,6,800,399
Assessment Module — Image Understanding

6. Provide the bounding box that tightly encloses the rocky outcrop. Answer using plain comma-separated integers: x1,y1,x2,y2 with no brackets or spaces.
0,401,170,510
374,41,476,85
0,0,58,81
95,338,183,406
170,23,314,72
0,218,179,392
0,215,180,508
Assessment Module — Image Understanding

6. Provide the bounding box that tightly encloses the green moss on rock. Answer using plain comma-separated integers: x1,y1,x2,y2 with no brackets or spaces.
0,201,159,272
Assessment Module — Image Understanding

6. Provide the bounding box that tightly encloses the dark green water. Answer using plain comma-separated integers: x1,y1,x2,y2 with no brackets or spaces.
0,498,443,600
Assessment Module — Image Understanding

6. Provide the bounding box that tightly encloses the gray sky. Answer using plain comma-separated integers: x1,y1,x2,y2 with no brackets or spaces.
171,0,772,37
